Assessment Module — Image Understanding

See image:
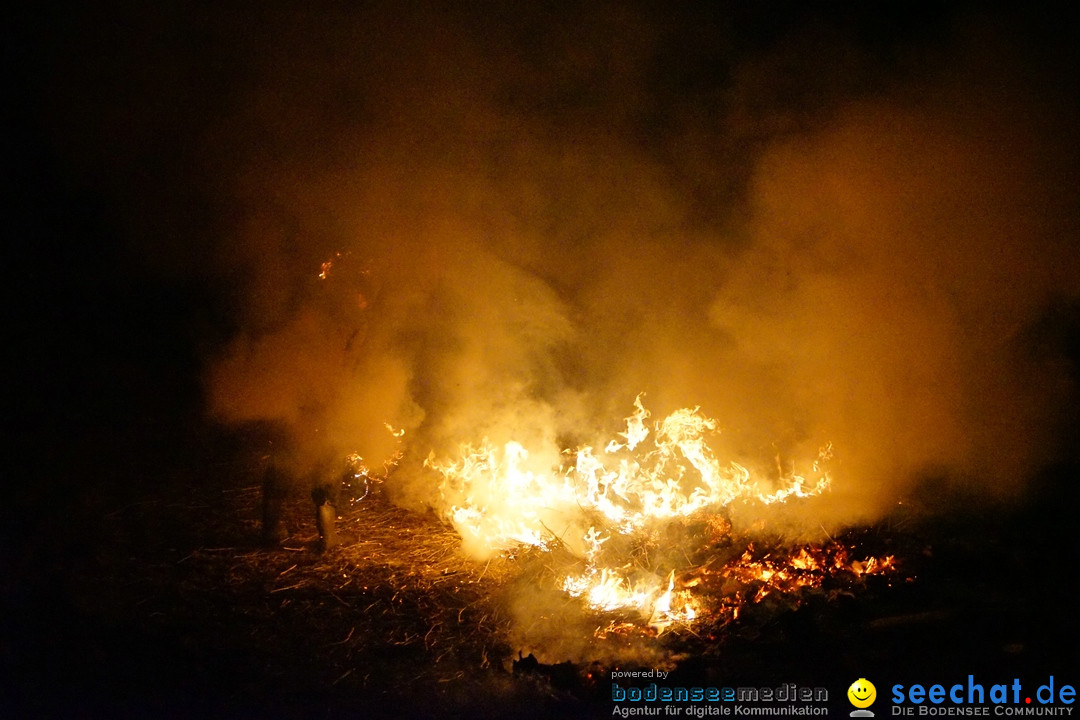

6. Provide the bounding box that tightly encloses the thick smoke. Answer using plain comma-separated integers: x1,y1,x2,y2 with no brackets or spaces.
714,97,1080,525
189,5,1080,532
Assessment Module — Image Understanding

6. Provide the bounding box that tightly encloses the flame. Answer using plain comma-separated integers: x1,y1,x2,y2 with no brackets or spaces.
343,424,406,505
318,250,344,280
425,396,854,631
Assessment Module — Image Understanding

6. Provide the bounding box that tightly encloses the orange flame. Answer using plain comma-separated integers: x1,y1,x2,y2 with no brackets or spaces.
425,396,841,630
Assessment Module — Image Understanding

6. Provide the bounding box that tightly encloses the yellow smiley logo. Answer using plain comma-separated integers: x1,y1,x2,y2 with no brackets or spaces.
848,678,877,708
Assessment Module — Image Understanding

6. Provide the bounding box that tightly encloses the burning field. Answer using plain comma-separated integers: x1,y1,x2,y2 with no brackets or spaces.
427,395,849,634
14,429,1073,719
6,1,1080,718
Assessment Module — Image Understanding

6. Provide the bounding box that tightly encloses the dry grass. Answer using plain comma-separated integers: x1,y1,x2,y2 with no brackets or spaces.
58,458,932,717
74,468,550,716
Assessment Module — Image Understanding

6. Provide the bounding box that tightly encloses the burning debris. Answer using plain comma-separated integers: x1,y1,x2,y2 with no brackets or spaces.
248,389,900,662
247,457,902,666
422,396,894,638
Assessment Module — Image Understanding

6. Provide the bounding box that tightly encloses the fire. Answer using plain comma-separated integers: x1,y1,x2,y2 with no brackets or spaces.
424,396,874,633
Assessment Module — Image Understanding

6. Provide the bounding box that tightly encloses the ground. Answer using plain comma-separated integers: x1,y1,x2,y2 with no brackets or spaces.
4,432,1077,719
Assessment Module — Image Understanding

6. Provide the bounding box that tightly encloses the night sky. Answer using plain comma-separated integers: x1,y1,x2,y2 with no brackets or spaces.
5,1,1079,717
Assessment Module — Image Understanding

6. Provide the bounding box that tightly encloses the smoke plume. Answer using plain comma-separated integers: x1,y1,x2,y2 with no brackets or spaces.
184,5,1080,533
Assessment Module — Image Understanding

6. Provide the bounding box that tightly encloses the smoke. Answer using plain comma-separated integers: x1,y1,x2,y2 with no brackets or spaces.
185,5,1080,531
24,0,1078,664
30,0,1075,534
712,95,1080,524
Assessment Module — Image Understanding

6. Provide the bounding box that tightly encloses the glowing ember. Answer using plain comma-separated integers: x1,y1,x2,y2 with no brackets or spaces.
318,250,345,280
424,396,870,632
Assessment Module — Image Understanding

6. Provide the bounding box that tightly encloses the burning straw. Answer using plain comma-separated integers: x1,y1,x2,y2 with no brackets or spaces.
421,397,851,639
